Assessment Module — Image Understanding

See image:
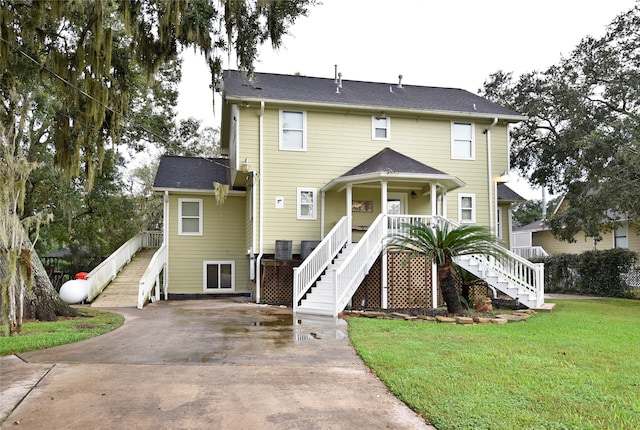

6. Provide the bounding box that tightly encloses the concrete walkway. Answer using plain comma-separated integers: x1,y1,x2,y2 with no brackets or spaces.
1,298,433,429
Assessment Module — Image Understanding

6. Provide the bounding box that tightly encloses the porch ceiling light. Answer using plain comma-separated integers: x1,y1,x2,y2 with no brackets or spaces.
497,170,510,183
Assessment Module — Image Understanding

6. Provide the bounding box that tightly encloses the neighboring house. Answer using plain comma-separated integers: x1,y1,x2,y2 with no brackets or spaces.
513,197,640,257
152,70,544,315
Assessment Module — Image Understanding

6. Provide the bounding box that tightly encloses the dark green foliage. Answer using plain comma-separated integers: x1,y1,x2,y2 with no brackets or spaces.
482,5,640,242
543,249,637,297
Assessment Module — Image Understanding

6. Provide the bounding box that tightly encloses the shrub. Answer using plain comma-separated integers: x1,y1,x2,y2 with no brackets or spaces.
543,248,637,297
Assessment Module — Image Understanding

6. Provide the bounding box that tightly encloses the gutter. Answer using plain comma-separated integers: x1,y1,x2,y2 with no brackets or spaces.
255,100,265,303
484,118,498,234
224,96,528,123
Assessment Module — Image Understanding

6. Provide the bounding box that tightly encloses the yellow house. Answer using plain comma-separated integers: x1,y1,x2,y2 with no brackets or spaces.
153,70,544,315
513,197,640,257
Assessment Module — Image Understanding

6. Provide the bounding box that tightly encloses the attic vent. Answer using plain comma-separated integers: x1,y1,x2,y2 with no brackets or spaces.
336,72,343,94
397,74,403,88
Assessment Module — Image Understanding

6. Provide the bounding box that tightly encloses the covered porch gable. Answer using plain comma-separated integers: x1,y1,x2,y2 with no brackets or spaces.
320,147,465,238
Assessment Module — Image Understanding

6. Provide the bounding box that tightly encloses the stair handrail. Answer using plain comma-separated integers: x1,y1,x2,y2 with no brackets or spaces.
334,213,386,314
440,215,545,308
137,242,167,309
85,233,144,302
390,215,544,308
293,216,349,312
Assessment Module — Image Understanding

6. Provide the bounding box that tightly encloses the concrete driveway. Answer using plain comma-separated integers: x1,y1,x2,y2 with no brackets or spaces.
1,298,434,429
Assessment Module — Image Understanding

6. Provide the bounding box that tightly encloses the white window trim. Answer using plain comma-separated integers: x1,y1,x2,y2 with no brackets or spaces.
372,115,390,141
203,261,235,292
451,121,475,160
614,222,629,249
297,187,317,220
279,110,307,151
458,193,476,224
178,198,203,236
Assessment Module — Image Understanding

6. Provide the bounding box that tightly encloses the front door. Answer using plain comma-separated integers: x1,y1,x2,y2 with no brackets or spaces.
387,192,407,215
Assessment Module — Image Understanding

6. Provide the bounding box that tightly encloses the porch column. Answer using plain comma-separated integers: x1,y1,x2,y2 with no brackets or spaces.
430,182,437,217
381,180,388,309
346,184,352,243
442,189,448,218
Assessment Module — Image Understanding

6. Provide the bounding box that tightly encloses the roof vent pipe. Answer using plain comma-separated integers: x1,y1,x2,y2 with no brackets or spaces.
398,74,403,88
334,64,338,83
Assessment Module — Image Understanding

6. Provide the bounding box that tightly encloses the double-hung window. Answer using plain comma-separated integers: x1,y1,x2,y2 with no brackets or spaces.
372,116,390,140
297,187,317,220
459,194,476,223
179,198,202,235
280,110,306,151
451,122,475,160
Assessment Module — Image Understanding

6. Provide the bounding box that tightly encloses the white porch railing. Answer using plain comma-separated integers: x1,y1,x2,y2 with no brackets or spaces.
398,215,546,308
389,215,544,308
295,214,545,315
512,246,549,260
334,213,386,313
137,242,167,309
85,231,162,302
142,231,163,248
293,216,349,312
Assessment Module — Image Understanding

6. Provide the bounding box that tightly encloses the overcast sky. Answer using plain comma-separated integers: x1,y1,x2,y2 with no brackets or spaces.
176,0,637,198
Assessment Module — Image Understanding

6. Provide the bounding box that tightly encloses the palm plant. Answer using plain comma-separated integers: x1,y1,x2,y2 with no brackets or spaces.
387,220,505,315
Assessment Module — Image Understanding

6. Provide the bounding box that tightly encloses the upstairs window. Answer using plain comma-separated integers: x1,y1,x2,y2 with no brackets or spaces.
451,122,475,160
297,187,317,220
614,223,628,249
179,198,202,235
459,194,476,223
280,110,306,151
372,116,390,140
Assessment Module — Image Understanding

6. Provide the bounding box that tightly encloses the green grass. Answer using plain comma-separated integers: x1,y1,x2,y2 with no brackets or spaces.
0,307,124,356
349,299,640,430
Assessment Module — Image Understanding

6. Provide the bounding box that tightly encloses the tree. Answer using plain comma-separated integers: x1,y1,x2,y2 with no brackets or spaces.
512,196,562,227
387,221,505,315
0,0,317,333
481,5,640,242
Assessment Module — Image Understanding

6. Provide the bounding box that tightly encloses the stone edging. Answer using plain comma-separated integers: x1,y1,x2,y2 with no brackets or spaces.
342,309,536,325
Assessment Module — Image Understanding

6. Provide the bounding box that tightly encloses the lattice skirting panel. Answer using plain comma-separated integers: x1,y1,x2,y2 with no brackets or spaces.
260,260,298,305
259,254,490,309
352,257,382,309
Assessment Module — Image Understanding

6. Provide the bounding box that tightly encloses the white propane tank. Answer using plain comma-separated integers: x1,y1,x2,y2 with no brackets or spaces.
59,279,89,304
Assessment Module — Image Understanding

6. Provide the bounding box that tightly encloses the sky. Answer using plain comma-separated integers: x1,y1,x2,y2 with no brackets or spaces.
176,0,637,199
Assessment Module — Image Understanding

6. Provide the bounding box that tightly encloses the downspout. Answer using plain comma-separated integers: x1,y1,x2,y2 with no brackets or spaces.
484,118,498,234
163,190,169,300
255,100,265,303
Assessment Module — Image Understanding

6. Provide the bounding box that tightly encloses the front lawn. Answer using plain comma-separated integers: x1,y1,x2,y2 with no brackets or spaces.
349,299,640,430
0,307,124,356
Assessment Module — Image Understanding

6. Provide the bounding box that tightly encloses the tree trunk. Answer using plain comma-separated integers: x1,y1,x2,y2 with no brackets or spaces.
438,258,464,315
0,226,79,326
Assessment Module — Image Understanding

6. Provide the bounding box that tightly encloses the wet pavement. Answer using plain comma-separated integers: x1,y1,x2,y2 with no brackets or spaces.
1,298,433,429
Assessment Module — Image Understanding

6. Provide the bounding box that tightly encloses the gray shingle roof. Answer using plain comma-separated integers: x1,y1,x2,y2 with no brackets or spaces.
153,156,230,190
222,70,524,120
497,183,527,202
341,147,449,177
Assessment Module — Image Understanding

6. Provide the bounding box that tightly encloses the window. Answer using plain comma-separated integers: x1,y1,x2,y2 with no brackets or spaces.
280,110,306,150
372,116,390,140
614,223,628,249
179,198,202,235
203,261,235,291
297,187,317,220
496,206,503,239
459,194,476,223
451,122,475,160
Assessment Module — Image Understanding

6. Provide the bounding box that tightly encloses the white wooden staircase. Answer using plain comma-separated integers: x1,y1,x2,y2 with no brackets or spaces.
293,215,545,316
